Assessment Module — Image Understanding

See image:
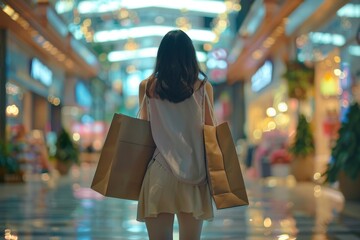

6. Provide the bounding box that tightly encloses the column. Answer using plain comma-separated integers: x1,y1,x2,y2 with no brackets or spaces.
231,81,246,141
0,29,7,142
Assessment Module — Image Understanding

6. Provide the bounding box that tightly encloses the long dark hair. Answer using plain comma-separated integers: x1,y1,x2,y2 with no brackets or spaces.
149,30,207,103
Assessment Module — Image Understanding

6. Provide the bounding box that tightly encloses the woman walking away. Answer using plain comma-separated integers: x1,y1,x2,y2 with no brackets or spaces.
137,29,215,240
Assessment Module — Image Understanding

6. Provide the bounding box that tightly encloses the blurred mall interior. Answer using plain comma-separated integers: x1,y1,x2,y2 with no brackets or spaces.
0,0,360,239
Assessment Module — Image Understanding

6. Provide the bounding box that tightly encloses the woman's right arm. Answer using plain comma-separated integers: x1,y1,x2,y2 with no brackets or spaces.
204,81,215,126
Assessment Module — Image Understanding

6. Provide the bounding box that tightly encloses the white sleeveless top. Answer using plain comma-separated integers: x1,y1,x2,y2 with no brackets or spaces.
146,84,206,185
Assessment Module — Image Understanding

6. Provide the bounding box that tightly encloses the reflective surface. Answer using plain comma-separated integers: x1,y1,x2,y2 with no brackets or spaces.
1,162,360,240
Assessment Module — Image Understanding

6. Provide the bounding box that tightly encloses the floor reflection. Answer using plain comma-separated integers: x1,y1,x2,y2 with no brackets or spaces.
0,163,359,240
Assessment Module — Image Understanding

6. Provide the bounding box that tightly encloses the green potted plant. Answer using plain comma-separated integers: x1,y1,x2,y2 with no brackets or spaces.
289,114,315,181
283,61,314,100
325,102,360,201
55,128,80,175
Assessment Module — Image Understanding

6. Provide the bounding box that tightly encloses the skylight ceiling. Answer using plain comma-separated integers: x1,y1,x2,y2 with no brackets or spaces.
53,0,242,69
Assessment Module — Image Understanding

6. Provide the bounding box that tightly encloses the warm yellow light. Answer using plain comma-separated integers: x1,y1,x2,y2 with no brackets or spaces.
233,3,241,11
266,107,276,117
3,5,15,17
6,104,19,117
126,65,136,73
53,98,61,106
277,234,290,240
334,69,342,76
253,129,262,140
314,185,321,192
268,121,276,130
252,50,263,60
313,172,321,180
83,18,92,27
334,56,341,63
263,37,275,48
11,12,19,21
278,102,288,112
73,132,81,142
264,217,272,228
203,43,212,51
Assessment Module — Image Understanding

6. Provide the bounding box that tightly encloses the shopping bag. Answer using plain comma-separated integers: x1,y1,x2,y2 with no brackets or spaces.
91,113,156,200
203,122,249,209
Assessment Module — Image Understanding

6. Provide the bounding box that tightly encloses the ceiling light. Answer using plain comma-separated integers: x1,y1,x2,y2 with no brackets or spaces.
77,0,227,15
337,3,360,18
309,32,346,46
349,45,360,56
94,26,216,43
108,48,207,62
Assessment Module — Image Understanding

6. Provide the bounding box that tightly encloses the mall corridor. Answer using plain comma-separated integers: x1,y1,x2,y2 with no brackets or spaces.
1,0,360,239
1,160,360,240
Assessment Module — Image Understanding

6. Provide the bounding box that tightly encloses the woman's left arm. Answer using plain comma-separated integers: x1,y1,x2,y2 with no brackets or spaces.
138,79,148,120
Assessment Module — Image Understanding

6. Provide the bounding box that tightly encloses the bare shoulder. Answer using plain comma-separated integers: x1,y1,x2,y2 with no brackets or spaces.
139,79,148,90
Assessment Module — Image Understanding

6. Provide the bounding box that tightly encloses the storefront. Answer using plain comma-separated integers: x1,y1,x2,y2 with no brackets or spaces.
245,58,295,145
293,0,360,174
6,32,64,137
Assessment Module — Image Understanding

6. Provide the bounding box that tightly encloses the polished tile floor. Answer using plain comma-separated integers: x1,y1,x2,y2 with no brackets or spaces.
1,162,360,240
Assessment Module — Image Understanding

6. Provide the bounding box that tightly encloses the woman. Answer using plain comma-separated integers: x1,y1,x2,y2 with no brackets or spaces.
138,30,215,240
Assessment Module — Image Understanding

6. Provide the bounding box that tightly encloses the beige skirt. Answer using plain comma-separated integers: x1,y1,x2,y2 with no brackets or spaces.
137,159,214,222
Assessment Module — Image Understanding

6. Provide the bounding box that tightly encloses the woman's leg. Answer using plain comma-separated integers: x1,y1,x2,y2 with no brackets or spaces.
177,212,203,240
145,213,175,240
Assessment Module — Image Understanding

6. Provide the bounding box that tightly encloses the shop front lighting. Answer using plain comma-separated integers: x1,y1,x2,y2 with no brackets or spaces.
94,26,217,43
1,3,72,66
6,104,19,117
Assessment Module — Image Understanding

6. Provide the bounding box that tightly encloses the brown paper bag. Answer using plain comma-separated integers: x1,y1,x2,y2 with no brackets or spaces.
91,113,156,200
204,122,249,209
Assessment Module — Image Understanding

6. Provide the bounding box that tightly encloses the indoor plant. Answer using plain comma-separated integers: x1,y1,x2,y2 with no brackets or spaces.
55,128,80,175
289,114,315,181
325,102,360,201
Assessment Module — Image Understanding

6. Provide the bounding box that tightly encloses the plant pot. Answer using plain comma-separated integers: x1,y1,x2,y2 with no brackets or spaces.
339,171,360,201
4,172,24,183
271,164,290,177
291,155,314,182
55,161,73,175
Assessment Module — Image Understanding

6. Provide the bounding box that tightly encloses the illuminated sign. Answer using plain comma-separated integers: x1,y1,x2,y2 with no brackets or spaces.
251,60,273,92
75,81,92,107
30,58,53,87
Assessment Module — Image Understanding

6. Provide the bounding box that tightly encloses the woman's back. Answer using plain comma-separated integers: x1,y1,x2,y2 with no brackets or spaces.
147,81,206,184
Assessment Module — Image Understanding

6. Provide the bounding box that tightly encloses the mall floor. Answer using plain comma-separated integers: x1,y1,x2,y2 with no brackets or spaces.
1,157,360,240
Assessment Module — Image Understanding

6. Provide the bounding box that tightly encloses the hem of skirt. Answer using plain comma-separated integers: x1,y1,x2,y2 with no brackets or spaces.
136,210,214,222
